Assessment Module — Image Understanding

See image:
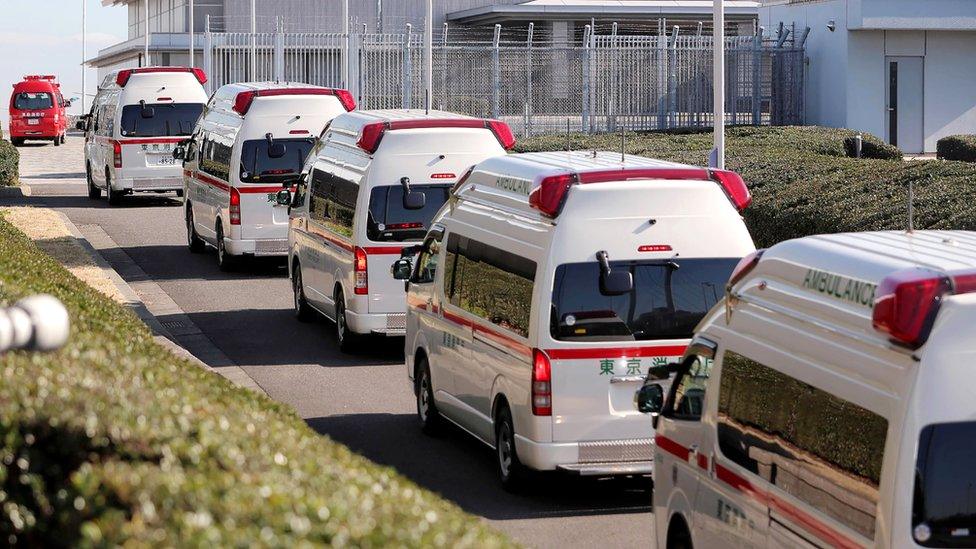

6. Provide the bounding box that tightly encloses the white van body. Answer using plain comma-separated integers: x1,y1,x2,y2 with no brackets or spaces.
400,150,756,488
649,230,976,549
83,67,208,205
288,109,515,351
182,82,353,269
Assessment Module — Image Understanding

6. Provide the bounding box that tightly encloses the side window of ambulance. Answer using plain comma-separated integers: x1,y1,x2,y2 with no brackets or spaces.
412,229,444,284
292,171,309,210
444,233,536,338
717,351,888,542
201,135,231,181
308,168,330,222
326,175,358,238
102,104,116,136
668,355,713,420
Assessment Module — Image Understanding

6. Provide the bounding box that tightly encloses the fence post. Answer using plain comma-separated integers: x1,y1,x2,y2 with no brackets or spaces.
274,16,285,82
203,15,213,94
525,22,534,137
492,24,501,120
403,24,413,109
669,26,679,128
581,25,591,133
356,27,365,108
440,22,448,110
608,22,618,132
752,31,762,125
657,22,666,130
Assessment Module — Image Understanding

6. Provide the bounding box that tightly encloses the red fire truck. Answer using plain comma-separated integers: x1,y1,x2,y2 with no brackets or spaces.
9,75,69,146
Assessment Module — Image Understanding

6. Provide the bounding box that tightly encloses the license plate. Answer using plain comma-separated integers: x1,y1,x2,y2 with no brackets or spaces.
27,119,39,125
153,156,176,166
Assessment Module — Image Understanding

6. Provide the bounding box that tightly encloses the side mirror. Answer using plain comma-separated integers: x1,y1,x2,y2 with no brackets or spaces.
140,106,155,119
399,176,426,210
172,145,186,160
275,189,291,206
635,383,665,415
64,100,72,108
597,250,633,295
75,120,87,131
391,258,413,280
268,142,287,159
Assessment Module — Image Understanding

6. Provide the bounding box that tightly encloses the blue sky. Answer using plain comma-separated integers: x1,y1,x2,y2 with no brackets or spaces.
0,0,127,124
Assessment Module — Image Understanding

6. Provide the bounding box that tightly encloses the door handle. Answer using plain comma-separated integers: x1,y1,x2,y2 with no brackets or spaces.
688,444,699,465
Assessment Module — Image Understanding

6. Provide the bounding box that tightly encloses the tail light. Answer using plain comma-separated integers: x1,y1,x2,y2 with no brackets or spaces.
872,268,976,349
486,120,516,150
112,140,122,168
709,169,752,211
727,249,765,289
528,173,575,217
229,187,241,225
334,89,356,112
356,122,387,154
354,247,368,295
531,349,552,416
190,67,208,85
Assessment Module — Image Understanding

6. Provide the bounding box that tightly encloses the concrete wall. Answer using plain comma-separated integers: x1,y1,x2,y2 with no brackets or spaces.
845,30,885,140
922,31,976,151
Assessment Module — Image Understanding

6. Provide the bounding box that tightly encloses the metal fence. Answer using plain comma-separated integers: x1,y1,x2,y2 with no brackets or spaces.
202,18,807,136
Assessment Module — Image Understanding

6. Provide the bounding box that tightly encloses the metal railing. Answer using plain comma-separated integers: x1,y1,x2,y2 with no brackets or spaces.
202,17,807,136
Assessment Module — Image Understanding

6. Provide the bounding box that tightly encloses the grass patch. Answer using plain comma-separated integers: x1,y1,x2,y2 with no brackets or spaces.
0,215,512,547
517,126,976,247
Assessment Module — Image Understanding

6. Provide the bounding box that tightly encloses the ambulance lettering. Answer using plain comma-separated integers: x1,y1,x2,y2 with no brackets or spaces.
495,176,531,196
597,355,684,376
801,269,876,307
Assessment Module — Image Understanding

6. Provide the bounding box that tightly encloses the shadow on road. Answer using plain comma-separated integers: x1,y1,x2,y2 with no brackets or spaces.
307,412,653,521
29,192,183,209
21,172,87,180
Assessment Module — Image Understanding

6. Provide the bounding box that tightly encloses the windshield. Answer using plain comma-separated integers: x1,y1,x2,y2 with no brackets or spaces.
550,258,738,341
13,92,53,110
239,137,315,184
366,184,451,242
913,421,976,547
119,103,203,137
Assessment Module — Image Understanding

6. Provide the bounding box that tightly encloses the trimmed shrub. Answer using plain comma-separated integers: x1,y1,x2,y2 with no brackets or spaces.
518,126,976,247
0,139,19,186
0,216,512,547
937,135,976,162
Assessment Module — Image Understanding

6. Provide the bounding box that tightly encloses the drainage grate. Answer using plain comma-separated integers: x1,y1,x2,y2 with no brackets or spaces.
161,320,187,329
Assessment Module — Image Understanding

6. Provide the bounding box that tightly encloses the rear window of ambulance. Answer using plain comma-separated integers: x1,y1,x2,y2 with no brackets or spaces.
120,103,203,137
13,92,53,110
366,184,451,242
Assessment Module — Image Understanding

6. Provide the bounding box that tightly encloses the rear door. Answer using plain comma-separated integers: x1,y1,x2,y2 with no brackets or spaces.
363,183,452,314
118,102,203,182
236,136,315,244
546,258,737,444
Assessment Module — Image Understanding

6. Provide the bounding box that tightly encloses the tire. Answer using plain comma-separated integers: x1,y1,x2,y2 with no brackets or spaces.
106,170,122,206
60,134,66,145
495,405,529,492
185,205,205,253
416,358,444,435
53,135,60,147
215,223,235,271
176,189,184,198
86,165,101,199
292,263,315,321
334,289,360,353
11,138,23,147
666,517,693,549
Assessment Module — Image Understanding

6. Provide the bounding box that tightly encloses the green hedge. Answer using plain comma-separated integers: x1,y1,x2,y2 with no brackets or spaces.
518,126,976,247
937,135,976,162
0,139,19,186
0,216,512,547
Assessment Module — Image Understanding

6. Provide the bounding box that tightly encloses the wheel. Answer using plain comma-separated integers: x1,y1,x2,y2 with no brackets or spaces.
292,263,315,321
185,205,205,253
416,358,444,435
106,170,122,206
215,223,235,271
176,189,184,198
60,134,66,144
666,516,693,549
53,135,60,146
11,138,23,147
86,165,101,199
334,288,361,353
495,405,529,492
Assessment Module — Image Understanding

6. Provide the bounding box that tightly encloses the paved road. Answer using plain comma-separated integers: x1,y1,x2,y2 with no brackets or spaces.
7,137,655,548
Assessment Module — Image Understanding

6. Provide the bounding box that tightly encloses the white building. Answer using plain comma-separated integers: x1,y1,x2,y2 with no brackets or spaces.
761,0,976,154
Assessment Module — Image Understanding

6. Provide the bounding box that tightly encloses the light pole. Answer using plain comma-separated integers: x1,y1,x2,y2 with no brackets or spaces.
425,0,432,113
144,0,150,66
250,0,257,79
711,0,725,169
82,0,87,114
189,0,194,67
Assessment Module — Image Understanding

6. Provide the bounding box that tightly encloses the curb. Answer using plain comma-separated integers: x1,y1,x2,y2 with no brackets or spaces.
0,184,31,198
53,211,265,393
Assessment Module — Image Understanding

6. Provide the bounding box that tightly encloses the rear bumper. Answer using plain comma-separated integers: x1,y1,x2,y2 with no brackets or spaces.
9,120,60,138
344,309,406,336
515,435,655,477
116,175,183,192
224,237,289,257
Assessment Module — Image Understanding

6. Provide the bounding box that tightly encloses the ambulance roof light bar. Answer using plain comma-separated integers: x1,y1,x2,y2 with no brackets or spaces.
232,87,356,115
356,118,516,154
116,67,207,87
872,267,976,349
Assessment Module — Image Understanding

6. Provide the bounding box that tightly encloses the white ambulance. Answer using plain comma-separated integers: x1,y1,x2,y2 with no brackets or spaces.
288,109,515,352
391,151,756,489
639,230,976,549
179,82,354,270
80,67,208,205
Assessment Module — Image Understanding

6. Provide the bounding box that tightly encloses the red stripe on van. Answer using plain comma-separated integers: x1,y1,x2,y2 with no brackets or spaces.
363,246,406,255
118,137,185,145
544,346,687,360
184,170,294,194
441,309,531,358
657,434,862,549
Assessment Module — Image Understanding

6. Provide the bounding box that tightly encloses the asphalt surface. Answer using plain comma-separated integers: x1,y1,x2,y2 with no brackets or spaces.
7,137,655,548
